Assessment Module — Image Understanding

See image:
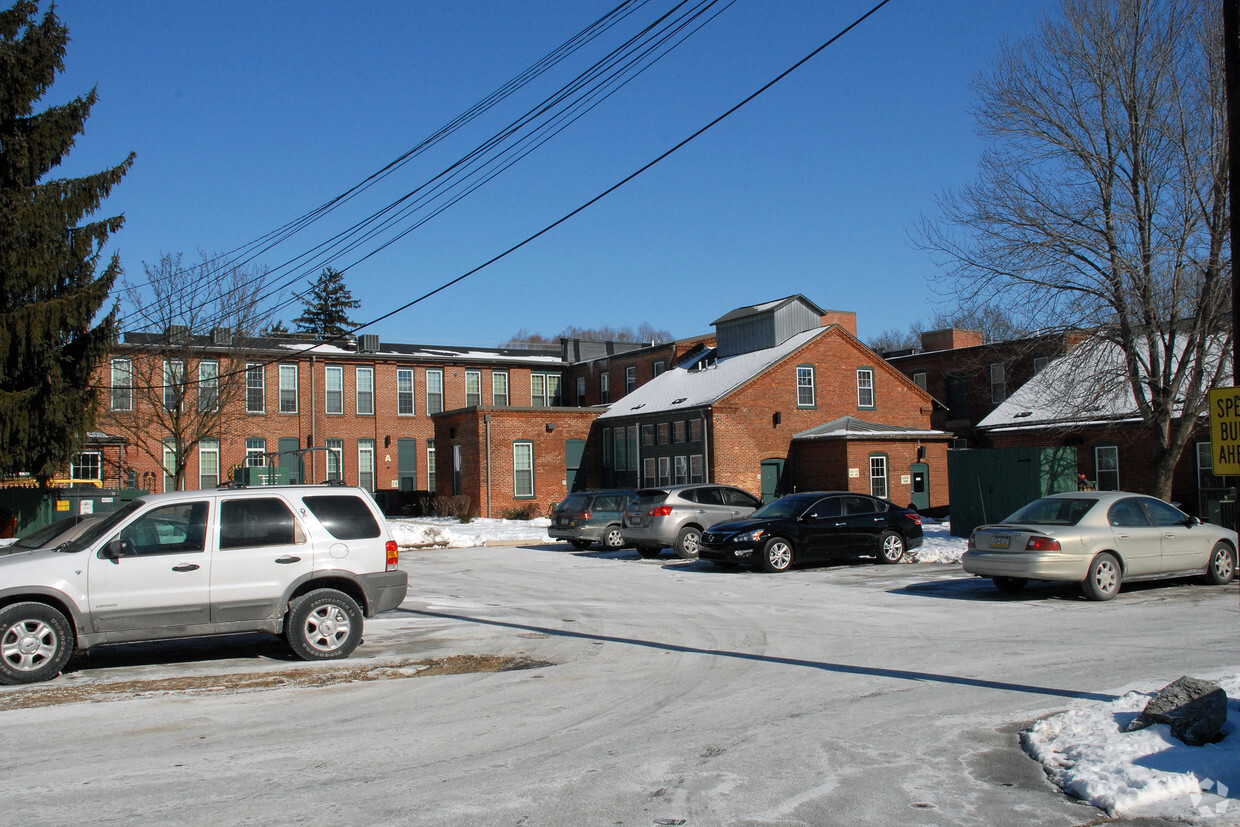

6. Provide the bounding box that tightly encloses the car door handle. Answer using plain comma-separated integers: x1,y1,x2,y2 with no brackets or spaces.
172,563,200,572
873,517,884,522
834,522,846,526
275,556,302,564
1116,534,1129,539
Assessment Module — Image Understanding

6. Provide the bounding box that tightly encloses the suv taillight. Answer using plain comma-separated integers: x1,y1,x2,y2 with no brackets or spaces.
582,511,592,520
386,539,400,571
649,505,674,517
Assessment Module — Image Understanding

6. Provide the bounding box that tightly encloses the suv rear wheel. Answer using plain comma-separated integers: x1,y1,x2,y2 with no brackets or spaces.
0,602,74,685
286,589,363,660
675,526,701,559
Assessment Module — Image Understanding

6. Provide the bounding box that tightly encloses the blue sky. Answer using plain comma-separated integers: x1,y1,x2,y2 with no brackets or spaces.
49,1,1054,347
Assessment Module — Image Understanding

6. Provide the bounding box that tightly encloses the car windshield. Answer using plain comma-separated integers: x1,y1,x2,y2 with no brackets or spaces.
11,516,91,550
61,499,147,552
1003,497,1097,526
751,496,817,520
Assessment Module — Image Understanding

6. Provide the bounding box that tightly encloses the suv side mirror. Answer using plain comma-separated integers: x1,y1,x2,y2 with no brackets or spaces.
101,537,134,560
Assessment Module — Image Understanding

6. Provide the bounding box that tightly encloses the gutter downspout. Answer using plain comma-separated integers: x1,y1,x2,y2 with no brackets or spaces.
310,355,317,483
702,409,711,482
484,413,492,518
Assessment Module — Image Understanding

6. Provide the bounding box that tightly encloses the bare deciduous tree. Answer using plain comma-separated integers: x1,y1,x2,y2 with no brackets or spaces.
920,0,1229,498
107,252,276,490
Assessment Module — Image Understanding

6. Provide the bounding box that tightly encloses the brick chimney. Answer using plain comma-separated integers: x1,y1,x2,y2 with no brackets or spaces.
820,310,857,337
919,328,984,352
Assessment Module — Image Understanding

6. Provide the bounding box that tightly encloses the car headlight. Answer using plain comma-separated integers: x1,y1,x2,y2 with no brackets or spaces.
735,528,766,543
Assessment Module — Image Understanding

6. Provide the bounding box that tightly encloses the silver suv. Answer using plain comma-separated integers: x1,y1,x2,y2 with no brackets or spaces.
0,485,408,684
622,484,762,559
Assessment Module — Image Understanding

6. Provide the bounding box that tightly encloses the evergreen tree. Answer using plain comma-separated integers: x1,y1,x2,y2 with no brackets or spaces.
0,2,134,484
292,267,360,339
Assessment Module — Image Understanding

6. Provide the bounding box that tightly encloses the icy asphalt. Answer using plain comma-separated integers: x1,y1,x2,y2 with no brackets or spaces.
1,543,1236,826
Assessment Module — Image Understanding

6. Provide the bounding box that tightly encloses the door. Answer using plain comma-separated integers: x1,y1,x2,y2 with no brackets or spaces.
910,463,930,511
278,437,303,485
88,500,212,634
760,459,785,503
799,495,848,562
397,438,418,491
1105,497,1163,576
1140,497,1203,572
211,495,313,623
566,439,586,493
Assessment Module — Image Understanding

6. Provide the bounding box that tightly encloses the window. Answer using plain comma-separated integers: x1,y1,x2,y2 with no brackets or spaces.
600,372,610,404
1094,445,1119,491
163,439,178,492
164,359,185,411
110,358,132,411
797,365,816,407
246,363,265,413
531,372,560,406
397,368,415,415
674,455,688,485
245,437,267,467
70,451,101,482
279,364,298,413
653,360,665,377
356,367,374,415
673,421,686,443
493,371,509,407
658,456,671,485
690,454,704,483
326,438,344,482
689,419,703,442
912,371,927,391
642,424,655,446
657,422,670,444
358,439,375,491
869,454,888,499
426,368,444,414
643,457,656,487
602,428,612,469
513,442,534,498
625,366,636,395
575,376,586,406
465,370,481,407
302,495,381,540
198,361,219,412
989,362,1006,403
199,439,220,489
627,426,637,472
325,365,344,414
453,444,462,495
427,439,437,491
1033,356,1050,375
857,368,875,409
120,501,209,555
219,498,299,549
614,425,628,470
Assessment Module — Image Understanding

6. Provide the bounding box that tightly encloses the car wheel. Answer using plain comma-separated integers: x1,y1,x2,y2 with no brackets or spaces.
0,602,74,685
761,537,793,572
1081,552,1122,601
992,576,1028,593
285,589,363,660
602,525,625,550
637,546,662,559
675,527,701,559
1204,542,1236,585
569,539,593,550
876,531,906,564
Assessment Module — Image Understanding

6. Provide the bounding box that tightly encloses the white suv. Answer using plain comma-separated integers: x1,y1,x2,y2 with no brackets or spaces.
0,485,408,684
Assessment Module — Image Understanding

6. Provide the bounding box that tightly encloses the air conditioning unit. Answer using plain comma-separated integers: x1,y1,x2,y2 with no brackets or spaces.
360,334,380,353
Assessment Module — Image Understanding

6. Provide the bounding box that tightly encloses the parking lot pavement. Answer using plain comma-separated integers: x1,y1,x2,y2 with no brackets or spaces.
1,544,1234,826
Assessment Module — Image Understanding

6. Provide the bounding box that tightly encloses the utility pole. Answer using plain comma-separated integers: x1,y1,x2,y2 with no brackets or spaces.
1226,0,1240,385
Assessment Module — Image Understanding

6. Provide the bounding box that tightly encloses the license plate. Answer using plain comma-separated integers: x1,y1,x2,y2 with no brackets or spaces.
990,535,1010,549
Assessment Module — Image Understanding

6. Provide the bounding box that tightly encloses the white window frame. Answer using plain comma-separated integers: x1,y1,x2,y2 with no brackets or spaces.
278,364,298,414
199,439,220,490
465,369,481,407
797,365,815,407
426,368,444,415
326,438,344,482
164,359,185,411
163,439,178,492
358,438,375,491
576,375,586,406
427,439,437,491
599,372,610,404
869,454,888,499
989,362,1006,404
513,441,534,499
245,437,267,467
198,360,219,413
625,366,636,395
658,456,672,486
397,368,415,416
857,368,875,409
325,365,344,415
674,455,688,485
643,457,656,487
70,451,101,482
493,370,509,407
110,358,132,411
690,454,704,483
246,363,265,413
356,366,374,415
1095,445,1120,491
912,371,927,391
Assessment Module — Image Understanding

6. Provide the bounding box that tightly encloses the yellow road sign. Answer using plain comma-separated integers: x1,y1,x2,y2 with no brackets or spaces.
1209,387,1240,474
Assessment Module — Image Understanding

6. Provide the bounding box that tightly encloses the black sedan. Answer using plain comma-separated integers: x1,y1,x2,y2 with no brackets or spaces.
699,491,923,572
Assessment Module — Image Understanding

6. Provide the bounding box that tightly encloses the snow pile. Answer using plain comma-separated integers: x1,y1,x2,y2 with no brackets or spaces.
387,516,552,548
909,518,965,564
1023,674,1239,821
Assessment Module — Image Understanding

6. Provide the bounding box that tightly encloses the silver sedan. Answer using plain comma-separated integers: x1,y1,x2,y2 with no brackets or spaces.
962,491,1237,600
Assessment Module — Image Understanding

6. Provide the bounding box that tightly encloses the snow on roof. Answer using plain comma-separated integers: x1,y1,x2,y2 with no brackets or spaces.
597,326,829,419
793,416,949,440
273,342,563,363
979,336,1226,432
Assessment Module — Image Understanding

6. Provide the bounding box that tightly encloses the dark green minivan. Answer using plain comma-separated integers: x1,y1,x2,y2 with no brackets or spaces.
549,490,636,550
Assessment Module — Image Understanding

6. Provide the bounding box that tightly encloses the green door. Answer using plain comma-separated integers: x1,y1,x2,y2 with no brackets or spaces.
760,459,785,503
910,462,930,511
278,437,302,485
566,439,586,493
397,438,418,491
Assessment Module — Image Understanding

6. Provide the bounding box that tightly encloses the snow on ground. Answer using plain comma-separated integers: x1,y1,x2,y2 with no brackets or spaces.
1023,674,1240,822
388,513,1238,823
